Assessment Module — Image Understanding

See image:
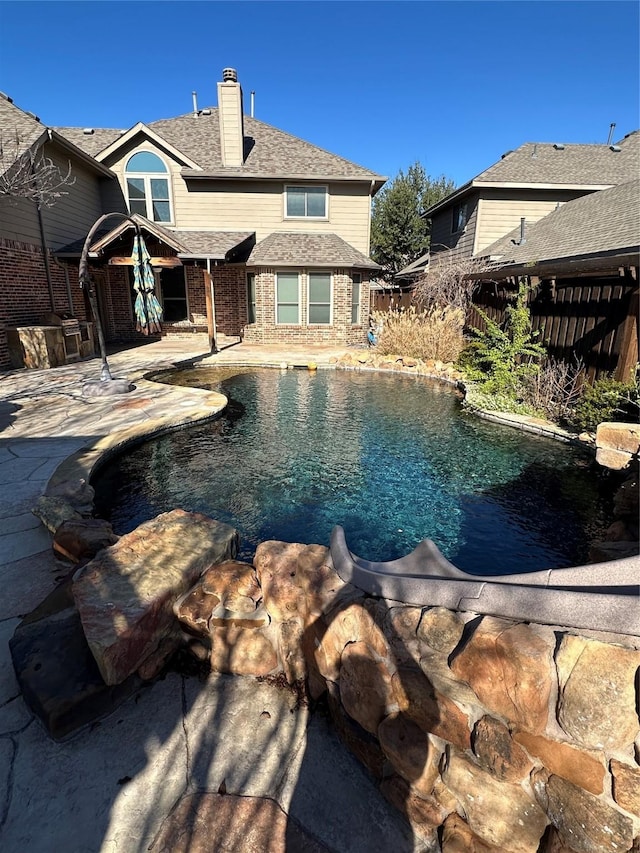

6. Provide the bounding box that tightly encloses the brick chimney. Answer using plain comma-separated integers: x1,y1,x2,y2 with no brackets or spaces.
217,68,244,167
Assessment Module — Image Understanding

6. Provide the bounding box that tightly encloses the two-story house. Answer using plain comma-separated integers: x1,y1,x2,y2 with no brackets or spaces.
0,68,386,370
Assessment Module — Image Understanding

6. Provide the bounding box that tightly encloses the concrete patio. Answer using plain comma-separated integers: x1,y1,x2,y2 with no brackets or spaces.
0,337,427,853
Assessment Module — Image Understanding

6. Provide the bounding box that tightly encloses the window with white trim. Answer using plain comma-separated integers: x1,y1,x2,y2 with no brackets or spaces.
125,151,172,223
308,272,332,325
285,185,327,218
247,273,256,324
276,271,300,324
351,273,361,324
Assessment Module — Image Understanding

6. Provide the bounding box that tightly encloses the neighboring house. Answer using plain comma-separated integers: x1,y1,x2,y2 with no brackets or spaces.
393,133,639,381
0,68,386,370
472,179,639,381
397,131,639,281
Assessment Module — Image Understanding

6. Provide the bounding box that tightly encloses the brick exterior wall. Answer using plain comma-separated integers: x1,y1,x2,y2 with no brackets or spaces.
242,268,370,346
1,244,371,371
210,265,246,336
0,238,89,370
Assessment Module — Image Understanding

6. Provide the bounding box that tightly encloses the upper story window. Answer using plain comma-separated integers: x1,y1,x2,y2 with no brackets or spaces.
285,185,327,219
125,151,172,223
451,202,468,234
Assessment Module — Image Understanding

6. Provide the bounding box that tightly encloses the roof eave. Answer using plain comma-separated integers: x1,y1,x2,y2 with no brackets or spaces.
48,130,116,178
246,259,381,269
472,248,640,280
181,169,385,187
421,179,617,219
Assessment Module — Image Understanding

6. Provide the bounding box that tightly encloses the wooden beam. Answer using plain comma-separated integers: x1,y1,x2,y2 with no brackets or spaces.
108,256,182,267
614,286,639,382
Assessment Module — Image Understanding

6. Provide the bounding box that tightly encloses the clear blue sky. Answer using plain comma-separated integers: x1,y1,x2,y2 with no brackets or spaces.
0,1,638,186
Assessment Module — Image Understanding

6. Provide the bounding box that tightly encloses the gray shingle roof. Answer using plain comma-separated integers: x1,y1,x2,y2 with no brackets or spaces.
53,126,124,157
0,95,46,173
423,131,640,219
149,111,384,181
56,212,254,261
476,132,639,186
478,179,640,267
175,231,254,258
246,232,380,269
56,110,385,183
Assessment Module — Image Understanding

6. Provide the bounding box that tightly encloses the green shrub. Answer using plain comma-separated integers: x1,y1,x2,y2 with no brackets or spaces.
567,374,639,432
459,280,546,394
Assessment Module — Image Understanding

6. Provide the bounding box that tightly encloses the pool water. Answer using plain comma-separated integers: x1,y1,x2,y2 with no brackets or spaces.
92,367,610,574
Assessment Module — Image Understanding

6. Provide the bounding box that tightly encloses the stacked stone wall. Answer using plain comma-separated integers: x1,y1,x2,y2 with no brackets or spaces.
19,501,639,852
171,540,640,853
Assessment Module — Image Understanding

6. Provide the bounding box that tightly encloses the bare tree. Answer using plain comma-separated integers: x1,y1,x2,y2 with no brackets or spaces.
0,131,75,207
412,249,490,312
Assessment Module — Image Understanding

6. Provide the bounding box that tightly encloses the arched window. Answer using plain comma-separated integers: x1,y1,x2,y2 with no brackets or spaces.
125,151,172,222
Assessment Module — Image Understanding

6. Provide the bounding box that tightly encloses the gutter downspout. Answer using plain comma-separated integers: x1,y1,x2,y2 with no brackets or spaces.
52,256,74,315
32,152,55,312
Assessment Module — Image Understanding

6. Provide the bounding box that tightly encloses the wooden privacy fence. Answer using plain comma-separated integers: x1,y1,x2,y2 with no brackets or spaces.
468,274,639,382
370,289,413,312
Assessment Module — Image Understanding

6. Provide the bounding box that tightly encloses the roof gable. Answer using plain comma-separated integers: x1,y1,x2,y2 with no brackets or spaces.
93,122,202,170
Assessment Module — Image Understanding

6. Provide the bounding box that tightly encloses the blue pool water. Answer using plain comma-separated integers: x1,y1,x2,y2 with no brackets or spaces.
92,367,609,574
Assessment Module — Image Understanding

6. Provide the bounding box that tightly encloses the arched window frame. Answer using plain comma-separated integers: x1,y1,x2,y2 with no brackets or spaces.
125,150,174,224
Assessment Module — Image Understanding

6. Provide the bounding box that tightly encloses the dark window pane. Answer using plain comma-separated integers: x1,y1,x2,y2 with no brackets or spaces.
247,273,256,324
126,152,167,173
153,201,171,221
127,178,145,199
309,304,330,324
306,188,326,217
309,273,331,302
150,178,169,200
286,188,306,217
129,199,147,216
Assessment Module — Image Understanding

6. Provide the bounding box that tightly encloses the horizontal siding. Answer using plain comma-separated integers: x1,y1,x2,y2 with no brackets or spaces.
475,188,591,254
105,140,373,254
0,195,41,244
429,194,478,264
39,142,104,248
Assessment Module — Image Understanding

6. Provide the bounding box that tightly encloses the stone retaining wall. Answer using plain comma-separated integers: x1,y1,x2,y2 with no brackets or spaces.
168,538,639,853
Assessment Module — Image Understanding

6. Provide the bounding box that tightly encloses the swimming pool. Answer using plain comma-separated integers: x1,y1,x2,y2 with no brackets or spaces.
92,367,609,574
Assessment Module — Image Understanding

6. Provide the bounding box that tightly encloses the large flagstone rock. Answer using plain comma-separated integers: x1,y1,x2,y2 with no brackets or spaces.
443,750,548,853
9,575,140,739
450,616,554,735
533,770,634,853
72,510,238,685
53,517,119,563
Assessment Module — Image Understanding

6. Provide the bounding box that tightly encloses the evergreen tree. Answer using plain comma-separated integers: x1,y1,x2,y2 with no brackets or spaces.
371,162,455,281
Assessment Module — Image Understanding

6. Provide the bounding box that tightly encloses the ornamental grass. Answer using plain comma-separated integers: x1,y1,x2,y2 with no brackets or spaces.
372,304,466,364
